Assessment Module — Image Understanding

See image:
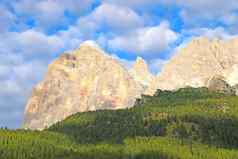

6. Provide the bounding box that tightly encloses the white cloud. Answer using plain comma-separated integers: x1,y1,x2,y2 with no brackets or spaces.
77,3,144,34
12,0,94,30
108,21,178,56
103,0,161,8
176,0,237,17
186,27,237,40
13,0,65,28
0,29,81,59
16,30,64,56
105,0,238,28
172,0,238,28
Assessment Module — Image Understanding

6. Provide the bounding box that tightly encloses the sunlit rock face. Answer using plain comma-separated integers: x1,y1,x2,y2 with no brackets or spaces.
129,57,156,95
224,65,238,86
23,42,142,130
157,37,238,90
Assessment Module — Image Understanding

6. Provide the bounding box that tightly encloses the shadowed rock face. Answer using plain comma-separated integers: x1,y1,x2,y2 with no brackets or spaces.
157,37,238,90
23,42,143,130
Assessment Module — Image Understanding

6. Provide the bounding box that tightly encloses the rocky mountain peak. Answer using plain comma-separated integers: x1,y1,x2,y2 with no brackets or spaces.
80,40,101,48
129,57,156,95
73,41,110,59
24,36,238,130
23,42,143,130
157,36,238,90
133,56,149,73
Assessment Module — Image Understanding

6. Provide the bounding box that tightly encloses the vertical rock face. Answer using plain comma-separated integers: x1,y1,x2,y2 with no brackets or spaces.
157,37,238,90
23,42,142,130
129,57,156,95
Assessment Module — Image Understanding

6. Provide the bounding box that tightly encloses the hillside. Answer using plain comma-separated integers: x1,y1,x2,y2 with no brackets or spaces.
1,87,238,159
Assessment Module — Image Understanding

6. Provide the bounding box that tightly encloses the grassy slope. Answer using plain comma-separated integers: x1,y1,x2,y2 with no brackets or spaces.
1,87,238,159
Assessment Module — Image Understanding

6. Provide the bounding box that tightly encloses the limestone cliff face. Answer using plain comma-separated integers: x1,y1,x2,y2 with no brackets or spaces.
224,65,238,86
157,37,238,90
129,57,156,95
24,37,238,130
23,42,142,130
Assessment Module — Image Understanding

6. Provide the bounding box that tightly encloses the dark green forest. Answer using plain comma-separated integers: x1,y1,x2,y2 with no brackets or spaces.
1,87,238,159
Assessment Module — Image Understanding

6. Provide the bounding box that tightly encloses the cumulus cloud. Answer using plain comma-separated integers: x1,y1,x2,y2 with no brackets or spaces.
0,30,65,59
161,0,238,29
105,0,238,29
77,3,144,35
108,21,178,56
186,27,237,40
11,0,94,31
176,0,237,18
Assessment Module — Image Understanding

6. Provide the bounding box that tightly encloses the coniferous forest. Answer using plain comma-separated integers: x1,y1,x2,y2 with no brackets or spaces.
1,87,238,159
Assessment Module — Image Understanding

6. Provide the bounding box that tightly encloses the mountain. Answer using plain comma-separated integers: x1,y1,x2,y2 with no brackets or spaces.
157,37,238,90
24,37,238,130
23,41,144,130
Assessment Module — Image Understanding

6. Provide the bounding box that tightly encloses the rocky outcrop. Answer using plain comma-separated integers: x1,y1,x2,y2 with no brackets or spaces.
157,37,238,91
23,41,143,130
207,76,235,95
129,57,156,95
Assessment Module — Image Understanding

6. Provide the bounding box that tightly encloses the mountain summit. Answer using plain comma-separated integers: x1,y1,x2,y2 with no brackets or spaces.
24,43,144,130
157,37,238,90
130,57,155,87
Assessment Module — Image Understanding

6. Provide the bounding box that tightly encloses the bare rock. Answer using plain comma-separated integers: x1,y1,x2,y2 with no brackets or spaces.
157,37,238,90
23,42,142,130
129,57,156,95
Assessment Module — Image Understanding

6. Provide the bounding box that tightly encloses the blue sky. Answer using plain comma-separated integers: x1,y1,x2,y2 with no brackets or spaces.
1,0,238,128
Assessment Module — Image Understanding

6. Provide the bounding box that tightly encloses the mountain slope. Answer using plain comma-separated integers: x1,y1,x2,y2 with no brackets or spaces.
2,87,238,159
49,87,238,148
